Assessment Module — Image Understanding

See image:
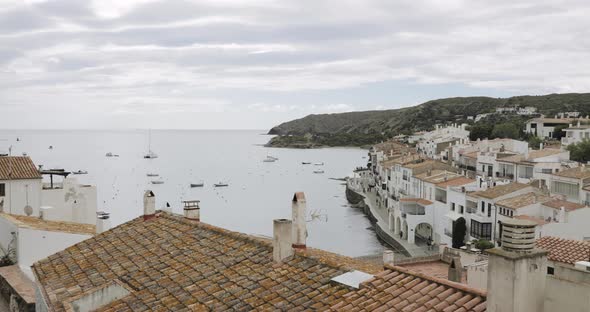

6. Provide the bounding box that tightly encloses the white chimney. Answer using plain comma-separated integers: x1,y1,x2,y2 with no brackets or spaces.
273,219,293,263
183,200,200,221
487,219,547,312
96,212,111,234
558,207,566,223
383,250,394,266
291,192,307,249
143,190,155,220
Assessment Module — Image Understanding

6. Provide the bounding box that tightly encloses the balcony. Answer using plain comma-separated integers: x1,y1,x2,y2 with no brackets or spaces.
402,212,407,218
466,207,477,214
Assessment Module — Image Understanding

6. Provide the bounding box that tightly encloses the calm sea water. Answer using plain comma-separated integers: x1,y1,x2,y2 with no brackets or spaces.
0,130,383,257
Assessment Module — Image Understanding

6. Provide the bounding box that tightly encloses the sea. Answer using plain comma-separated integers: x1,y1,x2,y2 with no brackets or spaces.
0,129,384,257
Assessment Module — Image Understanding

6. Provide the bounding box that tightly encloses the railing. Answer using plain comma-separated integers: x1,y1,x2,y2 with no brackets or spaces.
467,208,477,214
435,197,447,204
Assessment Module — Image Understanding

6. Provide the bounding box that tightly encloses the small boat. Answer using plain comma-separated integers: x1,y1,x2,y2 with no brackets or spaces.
72,170,88,175
190,182,205,188
22,152,27,156
146,173,159,177
263,158,276,163
302,162,311,165
106,152,114,157
314,162,324,166
49,145,53,150
143,129,158,159
313,170,325,174
267,155,279,161
151,180,164,185
214,182,229,187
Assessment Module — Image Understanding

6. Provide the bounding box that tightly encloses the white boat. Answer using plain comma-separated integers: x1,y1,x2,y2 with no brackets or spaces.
313,170,325,174
143,129,158,159
302,162,311,165
146,173,159,177
105,152,114,157
267,155,279,161
262,158,275,163
151,180,164,185
314,162,324,166
190,182,205,188
72,170,88,175
214,182,229,187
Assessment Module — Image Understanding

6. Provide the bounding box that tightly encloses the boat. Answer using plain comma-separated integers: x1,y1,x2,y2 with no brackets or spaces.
313,170,325,174
214,182,229,187
143,129,158,159
266,155,279,161
302,162,311,165
262,158,275,163
314,162,324,166
22,152,27,156
190,182,205,188
151,180,164,185
106,152,114,157
72,170,88,175
146,173,159,177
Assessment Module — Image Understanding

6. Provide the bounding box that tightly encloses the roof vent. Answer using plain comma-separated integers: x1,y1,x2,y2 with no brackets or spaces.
501,219,536,252
330,270,374,289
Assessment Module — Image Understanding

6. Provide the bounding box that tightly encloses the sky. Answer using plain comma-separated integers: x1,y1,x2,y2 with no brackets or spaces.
1,0,589,130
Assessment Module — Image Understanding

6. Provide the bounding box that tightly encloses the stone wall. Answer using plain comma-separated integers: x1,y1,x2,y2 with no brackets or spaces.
0,272,34,312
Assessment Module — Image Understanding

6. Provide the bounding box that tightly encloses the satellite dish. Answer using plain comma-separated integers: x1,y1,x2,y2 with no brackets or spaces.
24,205,33,216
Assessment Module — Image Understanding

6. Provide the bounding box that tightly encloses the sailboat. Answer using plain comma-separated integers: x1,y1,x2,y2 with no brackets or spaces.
143,129,158,159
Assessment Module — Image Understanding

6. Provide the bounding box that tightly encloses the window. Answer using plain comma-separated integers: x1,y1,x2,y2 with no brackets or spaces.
481,201,485,213
547,267,554,275
541,169,552,174
0,183,4,197
488,203,492,217
551,181,579,199
471,220,492,240
519,166,534,179
451,203,455,211
459,205,464,214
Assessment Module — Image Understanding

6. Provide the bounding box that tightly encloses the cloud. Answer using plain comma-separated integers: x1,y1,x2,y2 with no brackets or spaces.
0,0,589,128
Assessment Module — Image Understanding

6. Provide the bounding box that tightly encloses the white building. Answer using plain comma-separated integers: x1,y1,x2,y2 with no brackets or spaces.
0,157,97,225
496,148,570,185
525,117,577,138
561,123,590,147
549,166,590,204
0,212,95,279
416,124,470,160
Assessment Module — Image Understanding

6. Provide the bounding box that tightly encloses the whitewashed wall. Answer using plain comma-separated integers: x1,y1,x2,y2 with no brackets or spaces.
0,179,42,216
40,177,97,224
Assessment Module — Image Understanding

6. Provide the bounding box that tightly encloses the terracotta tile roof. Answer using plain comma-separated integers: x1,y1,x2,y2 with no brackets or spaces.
436,176,476,188
513,215,548,225
470,183,529,200
32,212,382,312
400,198,434,206
0,156,41,180
542,199,586,211
537,236,590,265
497,149,562,164
0,213,96,235
327,265,487,312
414,170,462,185
495,192,550,209
553,166,590,179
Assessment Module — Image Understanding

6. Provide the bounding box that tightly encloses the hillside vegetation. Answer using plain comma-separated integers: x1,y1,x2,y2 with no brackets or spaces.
267,93,590,148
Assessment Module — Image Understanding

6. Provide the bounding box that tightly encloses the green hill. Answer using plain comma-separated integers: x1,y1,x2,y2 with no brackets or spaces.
267,93,590,148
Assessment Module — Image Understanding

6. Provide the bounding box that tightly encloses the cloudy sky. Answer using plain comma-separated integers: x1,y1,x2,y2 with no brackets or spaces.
1,0,589,129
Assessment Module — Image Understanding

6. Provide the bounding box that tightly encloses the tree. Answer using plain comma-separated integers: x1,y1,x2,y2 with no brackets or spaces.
491,123,520,139
468,124,493,141
567,139,590,163
527,135,543,150
452,218,467,248
472,239,494,250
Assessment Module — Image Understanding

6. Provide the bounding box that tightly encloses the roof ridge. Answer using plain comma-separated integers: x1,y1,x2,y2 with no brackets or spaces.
382,264,487,298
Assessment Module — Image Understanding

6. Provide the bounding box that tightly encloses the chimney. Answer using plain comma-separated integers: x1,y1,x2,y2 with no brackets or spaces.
539,142,543,150
273,219,293,262
486,219,547,312
558,207,566,223
96,212,111,234
183,200,200,221
143,190,156,220
383,250,394,266
291,192,307,249
448,256,462,283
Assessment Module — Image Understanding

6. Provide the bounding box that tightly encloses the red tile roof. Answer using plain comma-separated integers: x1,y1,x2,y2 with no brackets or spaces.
32,212,382,312
537,236,590,265
400,198,434,206
327,265,487,312
0,156,41,180
542,199,586,211
436,176,476,188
